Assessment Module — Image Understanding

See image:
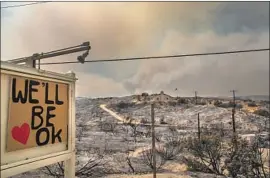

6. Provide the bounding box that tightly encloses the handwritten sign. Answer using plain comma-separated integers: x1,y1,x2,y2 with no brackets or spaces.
6,76,68,152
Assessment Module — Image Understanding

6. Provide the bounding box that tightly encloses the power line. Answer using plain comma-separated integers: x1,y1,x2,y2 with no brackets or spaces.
39,48,270,65
1,2,50,9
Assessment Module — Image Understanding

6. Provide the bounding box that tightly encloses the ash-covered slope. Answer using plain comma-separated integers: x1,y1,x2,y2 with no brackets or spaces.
76,96,268,134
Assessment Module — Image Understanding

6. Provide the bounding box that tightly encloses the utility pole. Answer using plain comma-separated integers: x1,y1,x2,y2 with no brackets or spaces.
195,91,198,105
151,103,156,178
230,90,237,133
197,113,201,141
7,42,91,69
231,90,237,109
231,109,236,133
230,90,237,149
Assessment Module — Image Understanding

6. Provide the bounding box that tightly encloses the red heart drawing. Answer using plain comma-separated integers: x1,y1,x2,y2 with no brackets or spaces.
11,123,30,145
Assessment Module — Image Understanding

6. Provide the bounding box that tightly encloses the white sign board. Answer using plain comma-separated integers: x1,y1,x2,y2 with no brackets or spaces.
1,61,76,178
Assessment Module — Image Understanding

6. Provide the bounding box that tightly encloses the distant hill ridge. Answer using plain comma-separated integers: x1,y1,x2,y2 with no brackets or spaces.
76,94,269,101
237,95,269,101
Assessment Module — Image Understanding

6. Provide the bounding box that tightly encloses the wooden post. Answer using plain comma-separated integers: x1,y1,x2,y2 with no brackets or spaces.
197,113,201,140
65,78,76,178
151,103,156,178
64,152,76,178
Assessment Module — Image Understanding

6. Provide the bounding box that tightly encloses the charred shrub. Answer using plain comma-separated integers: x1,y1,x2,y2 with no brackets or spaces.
254,109,269,117
117,102,134,109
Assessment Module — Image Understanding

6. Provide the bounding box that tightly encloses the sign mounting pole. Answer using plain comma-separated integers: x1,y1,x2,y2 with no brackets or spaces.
7,42,91,69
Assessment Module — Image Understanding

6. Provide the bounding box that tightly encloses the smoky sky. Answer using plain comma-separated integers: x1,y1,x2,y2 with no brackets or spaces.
212,2,269,34
1,2,269,97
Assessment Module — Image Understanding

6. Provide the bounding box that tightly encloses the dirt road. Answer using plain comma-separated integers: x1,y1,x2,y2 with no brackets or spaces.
99,104,180,128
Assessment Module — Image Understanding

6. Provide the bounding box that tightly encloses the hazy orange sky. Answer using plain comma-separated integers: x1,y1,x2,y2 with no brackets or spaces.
1,2,269,97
